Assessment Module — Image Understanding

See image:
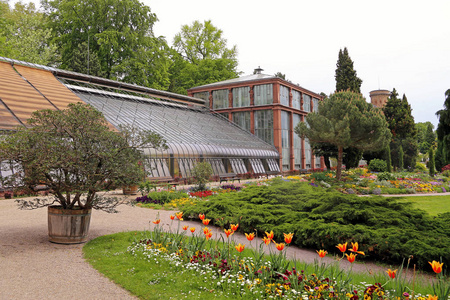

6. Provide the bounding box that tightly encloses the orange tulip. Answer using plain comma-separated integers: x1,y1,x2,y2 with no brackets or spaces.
170,215,175,220
230,223,239,231
275,242,285,251
175,212,183,220
205,231,213,240
262,236,271,245
245,232,255,241
345,253,357,263
224,228,234,238
202,218,211,226
283,233,294,244
426,295,438,300
199,213,205,220
265,230,274,240
235,243,245,253
349,242,365,255
152,219,161,224
203,227,210,234
336,242,347,253
316,249,327,258
429,260,444,274
182,225,188,230
190,227,196,233
386,268,397,279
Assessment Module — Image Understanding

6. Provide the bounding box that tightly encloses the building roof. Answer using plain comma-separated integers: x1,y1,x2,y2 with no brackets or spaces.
0,57,278,159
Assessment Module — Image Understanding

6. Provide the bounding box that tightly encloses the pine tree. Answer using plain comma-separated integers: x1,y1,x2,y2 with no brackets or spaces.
398,145,404,171
335,47,362,93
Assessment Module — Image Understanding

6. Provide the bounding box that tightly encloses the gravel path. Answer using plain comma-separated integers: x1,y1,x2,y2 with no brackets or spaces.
0,190,435,300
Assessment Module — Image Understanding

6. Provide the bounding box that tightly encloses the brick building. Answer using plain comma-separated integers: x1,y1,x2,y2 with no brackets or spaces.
188,67,325,172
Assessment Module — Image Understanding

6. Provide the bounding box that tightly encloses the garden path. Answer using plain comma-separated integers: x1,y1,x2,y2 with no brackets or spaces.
0,189,435,300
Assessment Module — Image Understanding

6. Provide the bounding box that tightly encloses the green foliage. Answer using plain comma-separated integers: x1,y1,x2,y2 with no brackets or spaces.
191,162,213,191
385,145,392,172
377,172,396,181
416,122,436,154
0,103,166,211
146,190,189,204
415,162,427,172
398,145,404,171
436,89,450,169
43,0,170,89
0,1,57,65
169,20,239,94
429,147,436,177
335,47,362,93
368,159,387,172
295,90,391,180
183,180,450,268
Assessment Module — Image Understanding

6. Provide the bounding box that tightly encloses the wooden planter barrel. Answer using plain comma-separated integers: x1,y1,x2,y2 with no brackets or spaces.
48,206,92,244
122,185,138,195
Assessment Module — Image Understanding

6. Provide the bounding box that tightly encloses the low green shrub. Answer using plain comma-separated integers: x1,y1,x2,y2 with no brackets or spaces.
377,172,396,181
415,162,427,172
368,159,387,172
183,180,450,269
146,190,189,204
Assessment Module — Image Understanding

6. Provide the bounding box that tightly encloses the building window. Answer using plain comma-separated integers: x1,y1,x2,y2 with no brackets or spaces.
312,98,319,112
254,110,273,145
303,94,311,112
281,111,290,171
254,84,273,106
292,90,301,110
232,86,250,107
304,138,312,168
280,85,289,106
293,114,302,169
232,111,251,131
193,91,209,107
315,155,322,169
212,89,229,109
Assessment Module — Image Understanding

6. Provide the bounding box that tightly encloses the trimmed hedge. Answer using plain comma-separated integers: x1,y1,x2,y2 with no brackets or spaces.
183,178,450,269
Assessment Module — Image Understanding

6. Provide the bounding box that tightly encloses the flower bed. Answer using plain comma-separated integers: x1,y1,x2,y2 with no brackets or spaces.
119,214,447,299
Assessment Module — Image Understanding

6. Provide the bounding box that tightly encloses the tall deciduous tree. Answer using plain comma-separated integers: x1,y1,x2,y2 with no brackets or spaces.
335,47,362,93
43,0,170,89
169,20,239,94
435,89,450,170
416,122,436,154
295,91,391,180
383,89,418,170
0,1,57,65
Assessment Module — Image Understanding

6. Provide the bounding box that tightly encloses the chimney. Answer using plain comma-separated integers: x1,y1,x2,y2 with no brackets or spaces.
254,66,264,74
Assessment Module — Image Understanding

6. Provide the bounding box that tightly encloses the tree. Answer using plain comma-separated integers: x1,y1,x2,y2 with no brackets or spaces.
435,89,450,170
0,1,57,65
429,147,435,177
383,89,418,171
335,47,362,93
295,91,391,180
274,72,286,79
43,0,170,88
0,103,167,211
169,20,239,94
416,122,436,153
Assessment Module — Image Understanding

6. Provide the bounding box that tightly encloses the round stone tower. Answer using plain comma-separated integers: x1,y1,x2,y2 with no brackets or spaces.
369,90,391,108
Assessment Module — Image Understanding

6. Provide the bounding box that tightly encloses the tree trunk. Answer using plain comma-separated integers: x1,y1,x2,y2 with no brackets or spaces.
336,146,344,181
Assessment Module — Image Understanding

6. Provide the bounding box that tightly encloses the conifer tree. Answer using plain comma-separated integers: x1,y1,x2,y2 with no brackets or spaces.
383,89,418,171
428,147,435,177
435,89,450,170
335,47,362,93
385,145,392,172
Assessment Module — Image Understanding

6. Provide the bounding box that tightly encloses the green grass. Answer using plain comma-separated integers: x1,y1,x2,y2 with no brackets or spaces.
396,195,450,216
83,231,437,300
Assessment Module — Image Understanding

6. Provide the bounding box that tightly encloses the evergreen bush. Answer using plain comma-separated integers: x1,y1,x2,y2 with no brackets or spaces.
183,180,449,269
368,159,387,172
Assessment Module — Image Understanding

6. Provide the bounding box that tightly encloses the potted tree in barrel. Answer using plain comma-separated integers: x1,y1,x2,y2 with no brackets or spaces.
0,103,166,244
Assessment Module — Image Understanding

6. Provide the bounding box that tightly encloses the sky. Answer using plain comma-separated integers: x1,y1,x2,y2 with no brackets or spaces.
14,0,450,127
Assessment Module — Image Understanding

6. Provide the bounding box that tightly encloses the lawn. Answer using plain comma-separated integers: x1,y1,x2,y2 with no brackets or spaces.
396,195,450,216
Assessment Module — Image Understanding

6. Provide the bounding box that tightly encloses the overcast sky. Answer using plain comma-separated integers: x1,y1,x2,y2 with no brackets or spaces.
16,0,450,127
